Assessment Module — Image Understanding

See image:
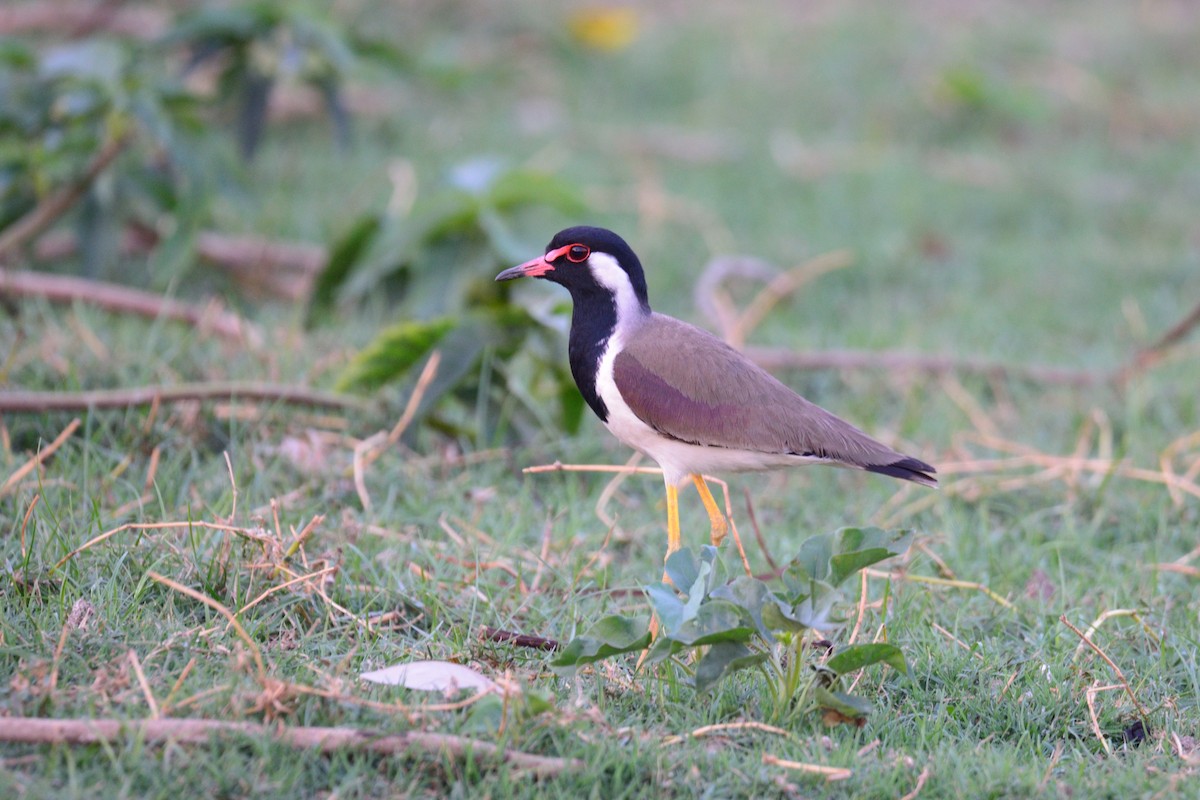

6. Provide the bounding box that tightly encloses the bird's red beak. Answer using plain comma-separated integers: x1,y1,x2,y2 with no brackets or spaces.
495,245,572,281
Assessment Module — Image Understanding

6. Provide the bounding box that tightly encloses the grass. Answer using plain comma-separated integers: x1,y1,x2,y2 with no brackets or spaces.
3,1,1200,797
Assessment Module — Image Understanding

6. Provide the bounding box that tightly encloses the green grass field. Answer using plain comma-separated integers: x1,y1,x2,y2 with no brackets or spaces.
3,2,1199,797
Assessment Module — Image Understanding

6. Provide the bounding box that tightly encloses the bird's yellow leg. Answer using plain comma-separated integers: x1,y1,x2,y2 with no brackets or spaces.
691,474,728,547
665,480,682,563
640,481,682,671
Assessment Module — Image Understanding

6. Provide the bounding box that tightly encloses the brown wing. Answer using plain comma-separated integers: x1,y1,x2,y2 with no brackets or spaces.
614,314,936,484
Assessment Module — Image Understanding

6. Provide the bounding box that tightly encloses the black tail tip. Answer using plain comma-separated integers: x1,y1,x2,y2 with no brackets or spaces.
864,456,938,488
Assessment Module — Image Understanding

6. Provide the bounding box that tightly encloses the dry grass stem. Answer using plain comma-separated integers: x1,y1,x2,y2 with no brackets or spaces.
528,518,555,594
161,657,197,716
762,753,852,781
930,622,984,660
48,618,72,696
661,720,792,746
1084,681,1123,756
148,571,266,681
742,487,780,572
899,766,932,800
0,417,81,499
19,493,40,561
847,570,871,646
53,520,273,571
726,250,853,348
1060,615,1150,722
232,565,340,622
594,453,645,537
1070,609,1161,660
354,352,441,511
128,650,160,719
866,569,1015,610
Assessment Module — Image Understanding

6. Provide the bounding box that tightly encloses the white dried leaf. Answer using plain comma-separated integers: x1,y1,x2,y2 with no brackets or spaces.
360,660,497,693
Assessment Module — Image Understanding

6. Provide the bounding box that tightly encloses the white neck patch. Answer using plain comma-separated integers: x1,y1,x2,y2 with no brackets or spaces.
587,252,645,326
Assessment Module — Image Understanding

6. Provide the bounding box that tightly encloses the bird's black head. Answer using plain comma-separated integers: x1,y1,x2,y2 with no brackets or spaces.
495,226,651,313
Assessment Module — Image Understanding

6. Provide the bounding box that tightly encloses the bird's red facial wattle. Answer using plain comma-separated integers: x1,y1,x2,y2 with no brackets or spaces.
495,243,590,281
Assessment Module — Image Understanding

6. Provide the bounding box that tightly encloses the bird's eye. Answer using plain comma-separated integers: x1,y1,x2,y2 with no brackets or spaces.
566,244,590,263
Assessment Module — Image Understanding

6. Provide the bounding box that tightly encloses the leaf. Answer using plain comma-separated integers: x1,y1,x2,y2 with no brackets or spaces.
361,660,496,693
335,317,456,392
308,213,381,326
828,527,914,587
785,534,833,594
643,582,685,634
711,575,789,638
557,375,585,433
814,686,873,720
825,643,908,675
760,600,811,633
667,601,755,646
237,70,273,159
550,615,651,672
790,586,842,630
663,548,700,594
693,642,767,693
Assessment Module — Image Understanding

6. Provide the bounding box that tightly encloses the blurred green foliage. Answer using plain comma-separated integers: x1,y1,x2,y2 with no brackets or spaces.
322,161,589,443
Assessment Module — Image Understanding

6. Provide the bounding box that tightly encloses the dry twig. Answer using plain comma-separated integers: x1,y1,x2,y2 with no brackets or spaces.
0,384,365,413
1060,615,1150,723
0,716,580,776
0,270,261,345
0,134,130,260
0,417,80,499
762,753,852,781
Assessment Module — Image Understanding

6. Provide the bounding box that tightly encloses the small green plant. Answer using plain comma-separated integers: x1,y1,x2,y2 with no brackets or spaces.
552,527,913,723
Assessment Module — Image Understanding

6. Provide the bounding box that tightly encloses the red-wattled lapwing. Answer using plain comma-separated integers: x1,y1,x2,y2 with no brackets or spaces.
496,226,936,562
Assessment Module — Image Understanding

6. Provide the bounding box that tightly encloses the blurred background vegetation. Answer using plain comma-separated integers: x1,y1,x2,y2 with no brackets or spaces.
2,2,1199,795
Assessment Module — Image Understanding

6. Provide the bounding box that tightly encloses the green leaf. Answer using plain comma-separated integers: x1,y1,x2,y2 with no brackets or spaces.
335,317,456,392
825,643,907,675
814,686,874,719
694,642,768,693
485,169,587,215
828,527,913,587
644,582,684,634
791,585,842,629
557,377,585,434
711,575,789,638
759,596,811,633
550,615,651,672
663,549,700,595
668,601,755,646
307,213,381,326
786,533,833,591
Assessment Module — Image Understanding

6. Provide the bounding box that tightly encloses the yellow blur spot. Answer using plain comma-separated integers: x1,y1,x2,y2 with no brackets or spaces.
567,8,639,52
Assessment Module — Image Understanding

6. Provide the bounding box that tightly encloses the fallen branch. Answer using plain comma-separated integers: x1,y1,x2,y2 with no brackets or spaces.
0,3,169,37
1115,296,1200,384
0,270,260,345
0,716,580,777
0,384,367,413
33,228,327,301
0,134,131,260
480,626,561,652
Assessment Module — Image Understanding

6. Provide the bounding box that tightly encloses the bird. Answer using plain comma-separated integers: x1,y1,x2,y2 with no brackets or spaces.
496,226,936,563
